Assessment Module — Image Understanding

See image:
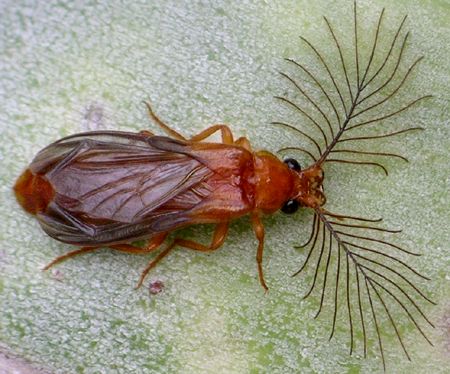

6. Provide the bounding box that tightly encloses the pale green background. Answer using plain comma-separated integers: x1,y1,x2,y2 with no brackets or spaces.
0,0,449,373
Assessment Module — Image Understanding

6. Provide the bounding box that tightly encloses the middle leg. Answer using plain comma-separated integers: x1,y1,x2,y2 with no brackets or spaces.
171,221,229,252
143,101,186,140
234,136,252,151
143,101,239,145
111,232,168,254
190,125,234,144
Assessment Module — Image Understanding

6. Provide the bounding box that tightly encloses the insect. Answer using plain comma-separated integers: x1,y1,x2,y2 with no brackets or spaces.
13,1,433,369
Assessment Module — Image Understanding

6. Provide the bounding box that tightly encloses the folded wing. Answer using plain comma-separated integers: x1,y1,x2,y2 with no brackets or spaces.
31,131,214,245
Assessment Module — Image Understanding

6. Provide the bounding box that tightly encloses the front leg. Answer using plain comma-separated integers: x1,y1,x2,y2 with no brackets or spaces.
251,213,268,291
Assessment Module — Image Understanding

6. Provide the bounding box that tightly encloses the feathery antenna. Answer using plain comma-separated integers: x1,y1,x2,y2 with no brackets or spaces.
275,1,433,369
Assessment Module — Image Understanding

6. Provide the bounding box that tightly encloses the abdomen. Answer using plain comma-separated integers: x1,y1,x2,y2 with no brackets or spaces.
14,169,54,215
13,131,255,246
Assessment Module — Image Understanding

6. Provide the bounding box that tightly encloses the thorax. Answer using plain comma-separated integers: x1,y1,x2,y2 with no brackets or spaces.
244,151,296,214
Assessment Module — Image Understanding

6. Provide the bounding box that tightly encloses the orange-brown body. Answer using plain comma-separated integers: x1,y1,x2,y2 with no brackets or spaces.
12,3,432,367
14,104,325,289
14,169,55,215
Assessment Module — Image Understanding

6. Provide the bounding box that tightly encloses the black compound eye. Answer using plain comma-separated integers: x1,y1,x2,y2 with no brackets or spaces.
284,158,301,171
281,199,299,214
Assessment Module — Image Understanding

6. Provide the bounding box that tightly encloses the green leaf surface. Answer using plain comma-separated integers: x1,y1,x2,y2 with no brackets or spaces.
1,0,449,373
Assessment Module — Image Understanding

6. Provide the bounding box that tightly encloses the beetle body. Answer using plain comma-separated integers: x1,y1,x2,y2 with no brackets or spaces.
14,132,319,243
16,133,255,245
14,114,325,290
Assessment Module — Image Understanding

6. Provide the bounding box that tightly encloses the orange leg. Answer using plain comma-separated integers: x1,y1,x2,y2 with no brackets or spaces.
234,136,252,151
111,233,168,254
143,101,186,140
189,124,234,144
251,213,268,291
42,233,168,271
143,101,237,145
170,221,229,252
139,130,155,137
136,222,229,288
42,246,99,271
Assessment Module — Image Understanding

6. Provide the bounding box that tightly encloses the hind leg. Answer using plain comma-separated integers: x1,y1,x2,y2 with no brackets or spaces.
42,246,100,271
43,233,168,271
136,222,229,288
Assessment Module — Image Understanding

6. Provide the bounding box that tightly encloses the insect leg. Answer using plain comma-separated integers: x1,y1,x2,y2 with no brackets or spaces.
143,101,186,140
42,246,100,271
135,244,175,289
110,233,168,254
43,234,168,273
135,223,229,288
171,222,229,252
234,136,252,151
251,213,268,292
190,125,234,144
139,130,155,137
143,100,235,144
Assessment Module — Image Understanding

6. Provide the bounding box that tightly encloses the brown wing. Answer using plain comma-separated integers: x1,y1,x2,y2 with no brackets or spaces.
31,131,218,245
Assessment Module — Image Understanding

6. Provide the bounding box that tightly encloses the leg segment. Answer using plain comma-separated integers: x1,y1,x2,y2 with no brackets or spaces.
143,101,186,140
143,101,239,146
136,222,229,288
135,244,174,289
172,222,229,252
190,125,234,144
111,233,168,254
234,136,252,151
42,246,100,271
251,213,268,291
139,130,155,137
42,233,168,271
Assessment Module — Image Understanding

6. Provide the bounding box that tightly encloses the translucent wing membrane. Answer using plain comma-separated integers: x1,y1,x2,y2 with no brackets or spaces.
274,1,433,369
